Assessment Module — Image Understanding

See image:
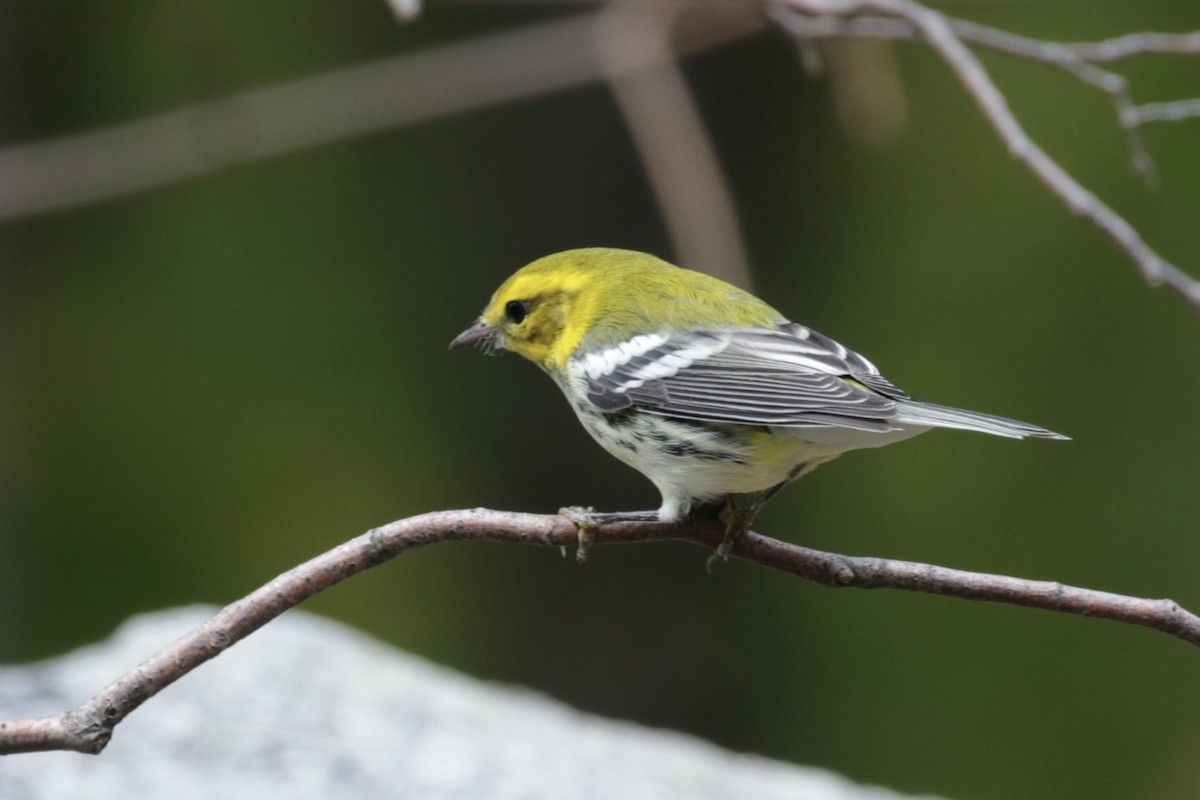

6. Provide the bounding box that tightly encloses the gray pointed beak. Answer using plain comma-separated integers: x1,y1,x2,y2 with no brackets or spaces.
450,320,499,352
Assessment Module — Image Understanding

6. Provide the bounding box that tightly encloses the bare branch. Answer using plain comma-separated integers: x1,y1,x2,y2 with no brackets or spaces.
1064,30,1200,62
1,508,1196,756
772,0,1200,310
1130,98,1200,125
768,10,1160,182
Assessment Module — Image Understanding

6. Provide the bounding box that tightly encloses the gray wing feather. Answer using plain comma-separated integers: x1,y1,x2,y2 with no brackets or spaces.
581,323,904,431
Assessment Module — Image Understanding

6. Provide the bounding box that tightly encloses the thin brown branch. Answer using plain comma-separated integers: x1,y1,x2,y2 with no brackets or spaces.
1,508,1197,757
771,0,1200,310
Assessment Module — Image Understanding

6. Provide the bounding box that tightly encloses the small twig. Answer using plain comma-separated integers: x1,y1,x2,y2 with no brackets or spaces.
772,0,1200,310
0,508,1196,756
766,5,1200,64
767,10,1160,183
1063,30,1200,62
1130,98,1200,125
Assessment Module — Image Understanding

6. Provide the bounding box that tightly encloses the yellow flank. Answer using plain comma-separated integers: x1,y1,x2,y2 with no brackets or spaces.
743,428,844,486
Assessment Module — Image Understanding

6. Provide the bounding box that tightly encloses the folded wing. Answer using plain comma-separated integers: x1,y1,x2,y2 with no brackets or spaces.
574,323,909,432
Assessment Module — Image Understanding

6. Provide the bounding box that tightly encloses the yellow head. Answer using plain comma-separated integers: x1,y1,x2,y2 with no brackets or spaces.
450,248,782,372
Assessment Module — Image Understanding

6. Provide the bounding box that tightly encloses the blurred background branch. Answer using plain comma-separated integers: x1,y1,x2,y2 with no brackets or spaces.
0,8,757,222
0,1,1195,303
598,1,752,287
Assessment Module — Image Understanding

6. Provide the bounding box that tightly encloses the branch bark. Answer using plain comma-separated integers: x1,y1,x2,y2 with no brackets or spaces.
1,508,1196,757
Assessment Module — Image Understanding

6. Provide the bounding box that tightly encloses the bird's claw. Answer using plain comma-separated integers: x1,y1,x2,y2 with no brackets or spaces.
559,506,598,564
706,501,756,573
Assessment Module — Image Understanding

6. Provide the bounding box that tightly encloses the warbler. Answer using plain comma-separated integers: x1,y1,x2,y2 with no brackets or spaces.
451,248,1066,549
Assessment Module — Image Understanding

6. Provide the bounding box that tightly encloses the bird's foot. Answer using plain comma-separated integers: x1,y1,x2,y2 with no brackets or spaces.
558,506,660,564
705,498,758,573
558,506,599,564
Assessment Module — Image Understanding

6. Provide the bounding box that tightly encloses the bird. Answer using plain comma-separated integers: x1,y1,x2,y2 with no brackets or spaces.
451,248,1066,558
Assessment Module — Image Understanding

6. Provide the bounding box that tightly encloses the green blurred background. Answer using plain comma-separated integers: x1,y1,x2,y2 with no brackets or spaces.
2,1,1198,798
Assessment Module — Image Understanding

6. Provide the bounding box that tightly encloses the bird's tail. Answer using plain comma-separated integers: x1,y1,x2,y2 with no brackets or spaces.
896,401,1069,440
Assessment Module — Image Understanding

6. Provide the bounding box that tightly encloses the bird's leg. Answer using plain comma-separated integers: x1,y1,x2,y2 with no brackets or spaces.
707,496,758,573
707,462,809,571
558,506,659,564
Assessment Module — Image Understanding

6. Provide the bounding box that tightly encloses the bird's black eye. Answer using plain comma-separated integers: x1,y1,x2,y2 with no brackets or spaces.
505,300,529,324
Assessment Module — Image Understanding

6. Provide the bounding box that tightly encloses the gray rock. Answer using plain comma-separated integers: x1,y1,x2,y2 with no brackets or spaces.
0,607,937,799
